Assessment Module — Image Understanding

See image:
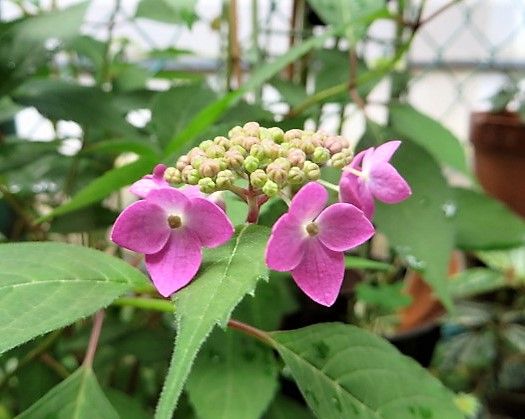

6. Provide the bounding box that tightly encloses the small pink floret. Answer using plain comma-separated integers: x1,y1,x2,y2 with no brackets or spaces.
265,182,374,306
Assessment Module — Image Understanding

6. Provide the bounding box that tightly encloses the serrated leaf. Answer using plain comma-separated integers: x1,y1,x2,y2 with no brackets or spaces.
389,104,467,173
448,268,507,299
17,367,118,419
155,224,270,418
270,323,463,419
453,187,525,250
375,140,455,310
0,242,147,354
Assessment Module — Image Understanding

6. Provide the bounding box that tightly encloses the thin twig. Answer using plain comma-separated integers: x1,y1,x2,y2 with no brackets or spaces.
83,310,105,368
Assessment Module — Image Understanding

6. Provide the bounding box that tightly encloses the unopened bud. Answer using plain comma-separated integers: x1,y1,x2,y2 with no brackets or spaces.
199,158,220,177
216,170,235,189
224,149,245,168
230,136,245,147
288,166,306,185
268,127,284,143
312,146,330,164
259,127,272,141
228,125,244,138
303,161,321,180
188,147,206,160
242,136,259,151
330,152,347,169
262,180,279,197
279,142,293,157
198,177,216,193
266,162,287,186
284,129,303,141
206,144,226,158
244,155,260,173
287,148,306,167
214,136,231,149
261,139,279,160
300,138,315,155
199,140,214,151
310,132,326,147
273,157,291,170
250,144,266,160
324,135,344,154
183,167,200,185
164,167,182,184
250,169,268,188
243,121,260,137
230,144,248,156
190,155,205,170
176,155,190,171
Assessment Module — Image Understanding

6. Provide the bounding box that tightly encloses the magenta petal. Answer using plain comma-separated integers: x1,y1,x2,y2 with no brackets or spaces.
265,213,306,271
129,177,158,198
291,239,344,306
180,185,205,200
186,197,234,247
147,187,190,214
369,140,401,164
317,203,375,251
111,200,170,254
289,182,328,221
349,149,368,169
339,174,375,219
369,162,412,204
145,229,202,297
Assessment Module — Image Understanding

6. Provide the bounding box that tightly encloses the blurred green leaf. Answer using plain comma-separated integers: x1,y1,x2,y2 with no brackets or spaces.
156,224,270,418
356,282,411,311
271,323,463,418
448,268,507,299
82,139,160,158
375,140,455,310
0,139,61,174
18,367,118,419
135,0,197,26
345,255,393,271
477,247,525,281
503,324,525,353
264,395,316,419
0,97,21,123
49,204,118,234
389,104,467,173
105,388,151,419
271,78,308,107
0,242,148,354
453,187,525,250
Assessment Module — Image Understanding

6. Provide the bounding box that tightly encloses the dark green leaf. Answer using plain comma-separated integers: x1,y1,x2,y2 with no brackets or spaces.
453,187,525,250
264,395,316,419
0,242,148,353
105,388,151,419
271,323,463,419
356,282,411,311
345,256,393,271
49,205,119,234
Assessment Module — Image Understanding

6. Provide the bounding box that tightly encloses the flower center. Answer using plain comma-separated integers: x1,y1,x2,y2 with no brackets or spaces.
167,215,182,229
305,222,319,236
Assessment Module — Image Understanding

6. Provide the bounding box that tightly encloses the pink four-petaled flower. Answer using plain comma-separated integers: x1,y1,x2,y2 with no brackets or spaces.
111,188,234,297
129,164,169,198
265,182,374,306
339,140,411,219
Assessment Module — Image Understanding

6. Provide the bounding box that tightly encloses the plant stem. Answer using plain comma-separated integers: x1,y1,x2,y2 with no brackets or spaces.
113,296,174,313
83,310,105,368
227,319,275,346
317,179,339,193
100,0,121,85
246,194,260,223
227,0,242,89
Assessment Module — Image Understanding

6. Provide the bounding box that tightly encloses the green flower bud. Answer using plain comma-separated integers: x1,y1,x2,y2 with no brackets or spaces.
300,138,315,155
279,142,292,157
190,155,205,170
224,149,245,168
288,166,306,185
250,144,266,160
198,177,216,193
213,136,231,149
216,170,235,189
250,169,268,188
243,121,260,137
216,158,228,171
303,161,321,180
228,125,244,138
262,179,279,197
230,136,245,147
188,147,206,160
273,157,291,170
330,152,346,169
266,162,287,186
199,140,214,151
199,158,220,177
261,139,279,160
310,132,326,147
268,127,284,143
230,144,247,156
176,155,190,171
242,136,259,151
287,148,306,167
259,127,272,141
284,128,303,142
312,146,330,164
205,144,226,158
183,167,200,185
164,167,182,184
341,148,354,165
244,155,260,173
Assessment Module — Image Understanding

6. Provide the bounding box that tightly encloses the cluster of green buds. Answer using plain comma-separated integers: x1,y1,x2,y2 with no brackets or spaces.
163,122,354,197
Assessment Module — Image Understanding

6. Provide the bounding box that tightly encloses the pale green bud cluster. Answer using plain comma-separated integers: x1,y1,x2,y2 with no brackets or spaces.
164,122,354,196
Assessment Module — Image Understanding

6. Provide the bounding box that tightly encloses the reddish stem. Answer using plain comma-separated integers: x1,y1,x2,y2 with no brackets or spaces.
83,310,105,368
227,319,274,346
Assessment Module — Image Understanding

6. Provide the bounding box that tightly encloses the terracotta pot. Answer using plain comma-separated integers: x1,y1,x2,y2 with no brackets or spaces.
470,111,525,218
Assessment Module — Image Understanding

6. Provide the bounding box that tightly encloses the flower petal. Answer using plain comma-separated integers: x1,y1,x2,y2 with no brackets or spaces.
129,177,157,198
111,200,170,254
147,187,190,214
317,203,375,251
369,140,401,164
289,182,328,221
369,162,412,204
339,174,375,219
349,149,367,169
265,213,306,271
145,228,202,297
291,239,344,306
186,197,234,247
180,185,205,200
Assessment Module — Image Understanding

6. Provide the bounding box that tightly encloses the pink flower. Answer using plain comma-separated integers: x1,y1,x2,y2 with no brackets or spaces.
129,164,169,198
111,188,234,297
265,182,374,306
339,140,411,219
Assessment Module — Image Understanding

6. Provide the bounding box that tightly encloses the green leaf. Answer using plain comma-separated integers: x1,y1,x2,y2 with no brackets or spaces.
0,242,147,354
186,327,278,419
375,140,455,310
270,323,463,419
163,29,335,157
345,255,393,271
453,187,525,250
264,395,316,419
82,139,160,158
39,156,156,222
136,0,197,26
477,246,525,281
17,367,118,419
105,388,151,419
0,139,60,174
448,268,507,299
356,282,411,311
155,224,270,419
503,324,525,353
389,104,467,173
49,205,119,234
150,84,216,147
